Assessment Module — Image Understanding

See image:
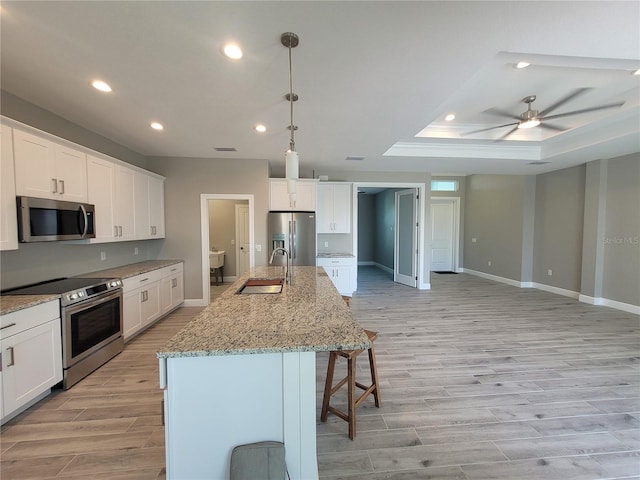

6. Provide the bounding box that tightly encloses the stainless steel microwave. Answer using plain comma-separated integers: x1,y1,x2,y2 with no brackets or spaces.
17,196,96,242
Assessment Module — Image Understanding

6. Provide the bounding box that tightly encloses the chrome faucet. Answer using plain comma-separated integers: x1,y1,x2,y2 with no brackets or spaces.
269,247,291,284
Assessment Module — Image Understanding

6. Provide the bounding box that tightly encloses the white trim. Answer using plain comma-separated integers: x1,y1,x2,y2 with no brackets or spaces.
352,181,428,290
531,282,580,299
183,298,207,307
464,269,638,314
430,196,460,273
201,194,254,306
374,262,394,275
358,260,376,266
579,295,640,315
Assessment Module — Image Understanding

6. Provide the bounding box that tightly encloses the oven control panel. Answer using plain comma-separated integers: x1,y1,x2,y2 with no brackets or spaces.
63,279,122,306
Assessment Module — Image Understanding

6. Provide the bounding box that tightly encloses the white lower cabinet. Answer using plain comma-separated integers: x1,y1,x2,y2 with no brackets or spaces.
123,263,184,341
317,257,357,296
1,300,63,424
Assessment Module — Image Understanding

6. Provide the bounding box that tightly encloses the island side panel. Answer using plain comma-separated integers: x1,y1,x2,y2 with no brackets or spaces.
282,351,319,480
164,354,284,479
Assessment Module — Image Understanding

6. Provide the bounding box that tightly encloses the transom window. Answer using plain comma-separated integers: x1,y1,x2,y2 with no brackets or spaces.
431,180,458,192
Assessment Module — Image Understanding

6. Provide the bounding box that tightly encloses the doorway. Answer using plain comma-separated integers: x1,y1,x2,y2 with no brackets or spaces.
353,182,428,290
430,197,460,272
200,194,254,305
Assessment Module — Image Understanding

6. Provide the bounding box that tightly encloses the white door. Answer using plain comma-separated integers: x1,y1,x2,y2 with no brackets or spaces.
236,204,250,276
430,199,457,272
395,189,418,288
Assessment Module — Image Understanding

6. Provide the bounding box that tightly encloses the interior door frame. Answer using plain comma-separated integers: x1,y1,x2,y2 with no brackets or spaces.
430,196,461,272
395,189,418,287
352,181,429,290
235,203,250,277
200,194,255,306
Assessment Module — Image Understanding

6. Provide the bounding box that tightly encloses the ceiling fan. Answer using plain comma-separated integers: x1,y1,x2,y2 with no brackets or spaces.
463,88,625,141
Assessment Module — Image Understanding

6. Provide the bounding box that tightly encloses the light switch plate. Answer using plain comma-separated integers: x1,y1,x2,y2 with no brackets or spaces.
255,244,261,252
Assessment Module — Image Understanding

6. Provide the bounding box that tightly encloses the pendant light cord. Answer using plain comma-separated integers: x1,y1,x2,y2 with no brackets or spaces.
288,41,295,152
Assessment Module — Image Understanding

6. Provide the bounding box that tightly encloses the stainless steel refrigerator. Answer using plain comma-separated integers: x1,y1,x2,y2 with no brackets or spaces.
268,211,316,266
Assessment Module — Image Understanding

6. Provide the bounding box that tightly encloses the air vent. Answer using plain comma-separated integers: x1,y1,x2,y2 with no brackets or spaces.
345,155,365,161
214,147,237,152
528,161,549,165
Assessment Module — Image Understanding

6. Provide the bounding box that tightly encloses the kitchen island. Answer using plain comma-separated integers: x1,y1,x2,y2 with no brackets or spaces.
157,266,369,480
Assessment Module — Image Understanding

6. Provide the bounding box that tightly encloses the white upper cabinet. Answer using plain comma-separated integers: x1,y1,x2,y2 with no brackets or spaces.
0,125,18,251
269,179,317,211
87,155,117,242
316,183,351,233
134,173,165,239
114,165,137,241
13,129,87,202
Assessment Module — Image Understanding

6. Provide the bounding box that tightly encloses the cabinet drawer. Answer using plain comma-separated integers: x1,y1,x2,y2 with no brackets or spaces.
316,257,356,267
161,263,183,277
1,300,60,339
122,270,163,291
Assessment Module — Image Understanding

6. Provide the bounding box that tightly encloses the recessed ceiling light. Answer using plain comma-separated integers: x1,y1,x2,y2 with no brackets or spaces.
445,114,456,121
255,124,267,133
222,43,243,60
515,61,530,69
91,80,112,92
150,122,164,131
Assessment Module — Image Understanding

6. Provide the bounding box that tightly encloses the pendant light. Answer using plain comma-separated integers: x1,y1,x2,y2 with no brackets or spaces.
282,32,299,207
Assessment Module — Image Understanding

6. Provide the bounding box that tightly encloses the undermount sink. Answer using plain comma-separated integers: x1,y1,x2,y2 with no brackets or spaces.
236,278,284,295
209,251,225,269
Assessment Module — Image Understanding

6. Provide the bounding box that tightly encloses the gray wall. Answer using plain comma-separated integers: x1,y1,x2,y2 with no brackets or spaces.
357,194,375,262
464,175,529,280
602,154,640,305
533,165,585,291
0,93,160,290
148,156,269,300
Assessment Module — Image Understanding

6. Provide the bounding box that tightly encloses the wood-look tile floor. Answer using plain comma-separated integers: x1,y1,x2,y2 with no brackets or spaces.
1,267,638,479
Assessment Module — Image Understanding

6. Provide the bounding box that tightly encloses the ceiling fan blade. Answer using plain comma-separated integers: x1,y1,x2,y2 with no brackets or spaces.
539,122,567,132
538,88,592,117
542,101,625,121
482,108,521,120
494,125,519,141
461,122,519,136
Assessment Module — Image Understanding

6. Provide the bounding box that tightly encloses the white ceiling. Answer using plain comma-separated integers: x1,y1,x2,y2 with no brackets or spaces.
1,1,639,177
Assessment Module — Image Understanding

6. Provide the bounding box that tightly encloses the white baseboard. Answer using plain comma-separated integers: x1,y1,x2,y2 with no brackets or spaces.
531,282,580,299
464,269,638,315
183,298,208,307
374,262,394,275
358,261,375,266
579,295,640,315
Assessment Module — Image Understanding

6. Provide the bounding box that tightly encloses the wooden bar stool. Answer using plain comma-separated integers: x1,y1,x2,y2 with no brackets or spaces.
320,330,381,439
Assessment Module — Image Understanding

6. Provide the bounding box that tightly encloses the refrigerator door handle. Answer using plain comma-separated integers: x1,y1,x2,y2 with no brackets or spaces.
291,220,297,259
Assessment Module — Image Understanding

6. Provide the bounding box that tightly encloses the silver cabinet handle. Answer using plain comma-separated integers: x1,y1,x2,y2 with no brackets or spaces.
140,277,149,283
59,179,65,194
7,346,15,367
114,226,118,237
0,322,16,330
141,290,148,302
52,178,58,193
118,226,123,237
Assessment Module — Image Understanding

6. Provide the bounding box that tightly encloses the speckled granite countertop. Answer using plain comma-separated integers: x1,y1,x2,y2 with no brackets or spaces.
157,266,369,358
78,260,183,280
1,260,182,315
1,294,60,316
317,253,356,258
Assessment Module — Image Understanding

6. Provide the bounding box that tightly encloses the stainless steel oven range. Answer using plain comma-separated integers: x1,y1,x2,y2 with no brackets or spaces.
5,277,123,389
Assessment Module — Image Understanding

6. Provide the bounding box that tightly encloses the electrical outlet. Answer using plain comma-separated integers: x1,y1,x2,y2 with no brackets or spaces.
472,237,477,243
134,247,139,255
255,244,262,252
324,241,329,248
231,239,235,244
100,251,106,261
487,260,491,266
547,269,553,276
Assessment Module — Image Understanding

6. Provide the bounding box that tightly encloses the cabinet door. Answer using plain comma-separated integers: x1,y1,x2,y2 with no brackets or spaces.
123,288,143,340
1,319,62,416
160,276,172,315
269,179,316,211
87,155,117,242
0,125,18,251
148,176,165,238
316,185,334,233
331,184,351,233
13,129,56,199
114,165,137,240
54,144,87,202
134,172,151,239
141,282,161,327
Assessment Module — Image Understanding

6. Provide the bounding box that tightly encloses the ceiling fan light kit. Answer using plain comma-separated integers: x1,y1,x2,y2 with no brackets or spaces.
463,88,625,140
